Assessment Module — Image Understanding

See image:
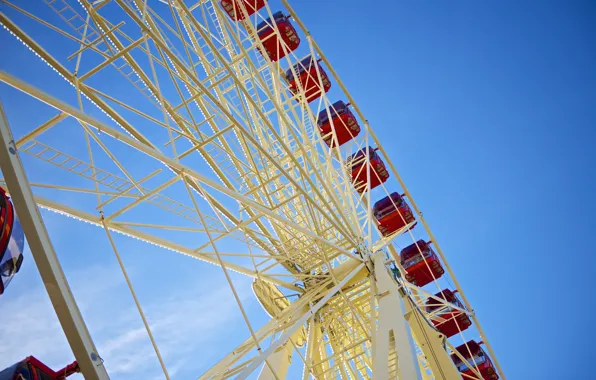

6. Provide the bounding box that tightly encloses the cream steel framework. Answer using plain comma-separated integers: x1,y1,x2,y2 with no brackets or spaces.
0,0,503,379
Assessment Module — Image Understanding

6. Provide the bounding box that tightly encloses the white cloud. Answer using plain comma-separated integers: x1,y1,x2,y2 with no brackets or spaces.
0,282,72,369
0,260,258,379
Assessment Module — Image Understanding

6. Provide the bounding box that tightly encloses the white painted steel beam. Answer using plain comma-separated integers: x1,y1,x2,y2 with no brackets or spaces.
372,254,421,380
0,102,110,379
0,70,354,261
257,340,293,380
403,297,462,380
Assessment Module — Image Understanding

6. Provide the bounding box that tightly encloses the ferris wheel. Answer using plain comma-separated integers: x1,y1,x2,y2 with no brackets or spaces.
0,1,505,379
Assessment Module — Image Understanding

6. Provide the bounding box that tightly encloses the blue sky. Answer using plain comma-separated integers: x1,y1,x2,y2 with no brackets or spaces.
1,1,595,379
291,1,595,378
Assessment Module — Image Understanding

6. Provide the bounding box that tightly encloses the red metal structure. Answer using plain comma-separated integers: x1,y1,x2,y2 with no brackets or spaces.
451,341,499,380
345,147,389,193
317,100,361,147
284,56,331,103
0,187,24,296
256,11,300,61
220,0,266,21
373,192,415,236
400,240,444,287
425,289,472,338
0,357,79,380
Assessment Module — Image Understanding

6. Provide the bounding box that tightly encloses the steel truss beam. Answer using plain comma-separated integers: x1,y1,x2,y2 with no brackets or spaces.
0,69,356,262
0,102,109,379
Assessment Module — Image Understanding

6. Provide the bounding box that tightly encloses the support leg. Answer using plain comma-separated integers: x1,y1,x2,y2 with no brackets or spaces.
404,296,462,379
0,103,109,379
258,340,293,380
372,254,421,380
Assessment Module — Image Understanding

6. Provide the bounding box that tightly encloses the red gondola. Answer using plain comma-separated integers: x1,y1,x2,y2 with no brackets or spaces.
284,56,331,103
373,192,415,236
317,100,361,147
256,11,300,61
220,0,266,21
0,187,24,297
451,341,499,380
400,240,444,287
0,356,79,380
425,289,471,338
345,147,389,193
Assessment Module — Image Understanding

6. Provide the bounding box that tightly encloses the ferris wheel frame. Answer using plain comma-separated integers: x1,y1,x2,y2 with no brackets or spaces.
0,1,504,379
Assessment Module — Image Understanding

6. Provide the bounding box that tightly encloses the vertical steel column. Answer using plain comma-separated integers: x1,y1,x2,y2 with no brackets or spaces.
0,102,109,380
257,341,293,380
372,254,421,380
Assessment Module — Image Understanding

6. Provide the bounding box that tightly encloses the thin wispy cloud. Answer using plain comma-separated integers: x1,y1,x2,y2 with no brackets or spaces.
0,281,72,370
0,259,257,379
